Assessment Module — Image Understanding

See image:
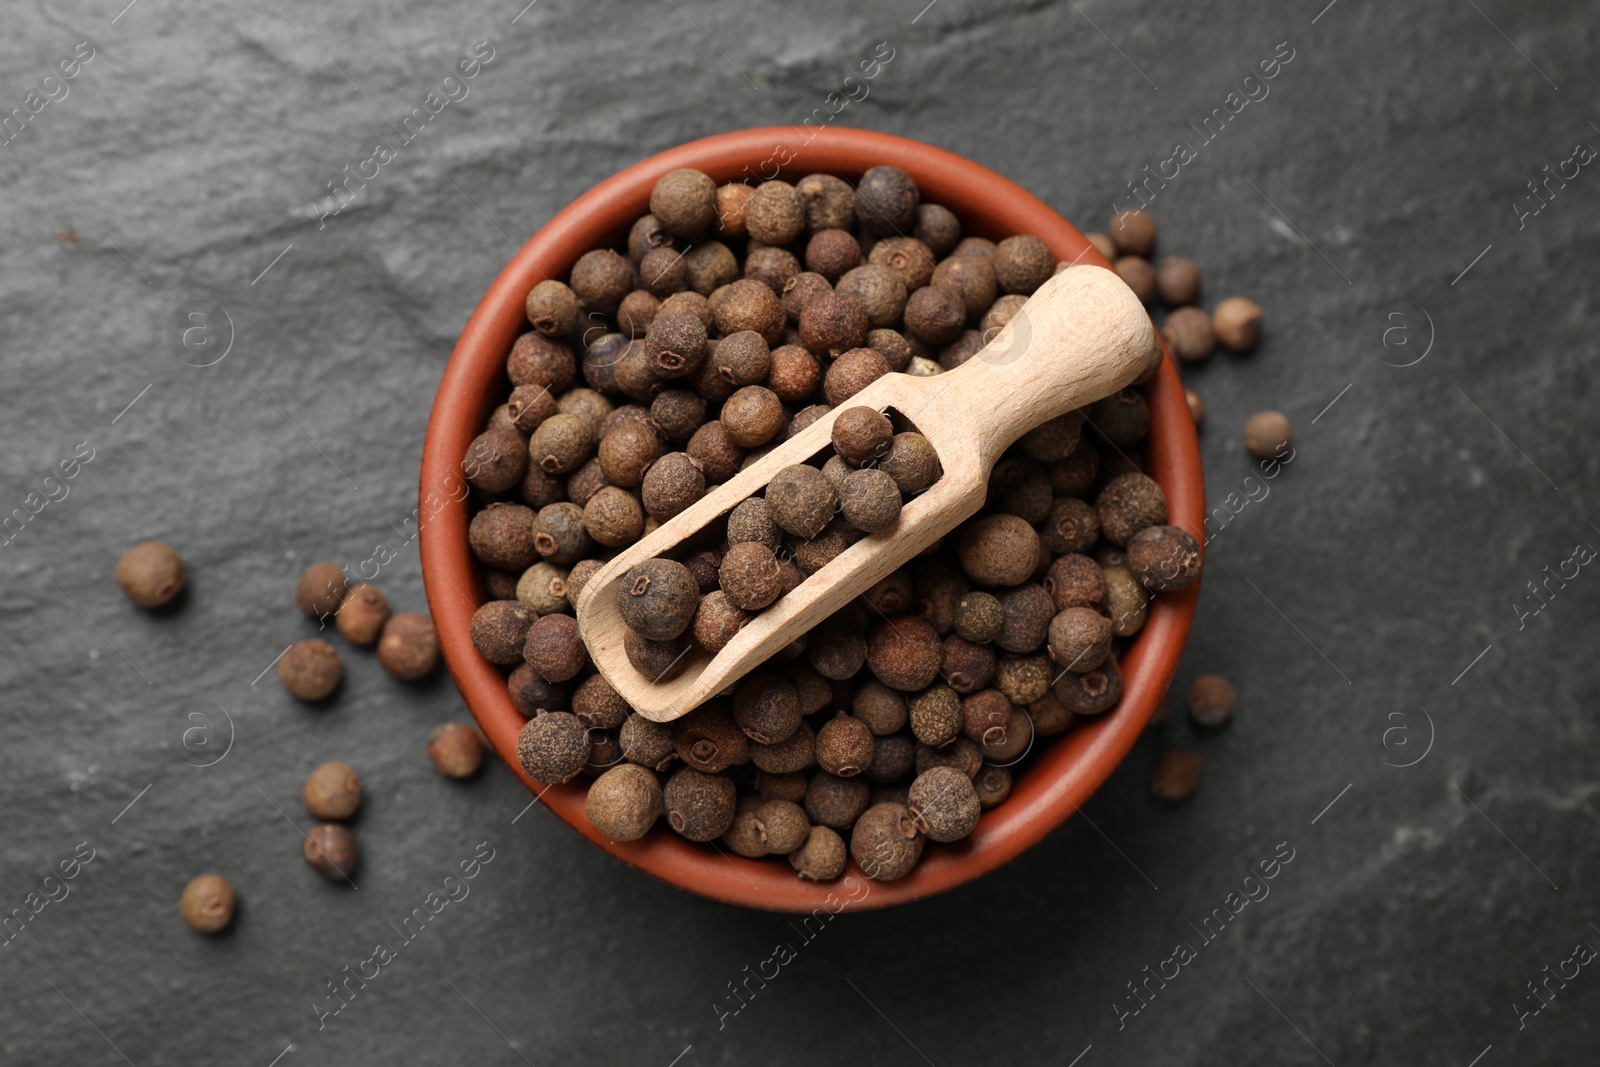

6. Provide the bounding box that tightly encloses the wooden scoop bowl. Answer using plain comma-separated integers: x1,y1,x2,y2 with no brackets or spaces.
575,264,1159,722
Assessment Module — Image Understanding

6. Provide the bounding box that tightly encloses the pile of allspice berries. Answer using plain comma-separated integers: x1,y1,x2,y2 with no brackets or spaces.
460,165,1210,884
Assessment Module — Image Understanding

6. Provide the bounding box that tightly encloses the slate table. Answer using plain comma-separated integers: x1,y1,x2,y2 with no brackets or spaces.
2,1,1596,1063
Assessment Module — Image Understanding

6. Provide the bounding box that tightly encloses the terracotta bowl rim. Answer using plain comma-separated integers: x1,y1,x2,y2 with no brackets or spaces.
419,126,1203,912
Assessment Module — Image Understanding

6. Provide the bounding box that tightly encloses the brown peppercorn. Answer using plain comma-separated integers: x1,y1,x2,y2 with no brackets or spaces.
836,264,908,329
1127,524,1203,592
640,452,705,520
805,772,871,829
995,583,1055,654
1163,306,1215,363
715,181,753,237
1155,255,1201,305
807,623,866,681
1245,409,1292,459
680,422,740,484
468,503,537,571
517,710,590,784
793,172,854,231
650,168,717,237
864,569,914,615
1048,606,1113,672
866,617,943,692
303,760,361,820
852,680,909,736
961,688,1014,747
693,591,752,653
428,723,484,779
864,734,915,786
994,652,1053,706
1044,553,1108,612
523,613,586,682
900,284,966,346
732,675,803,746
852,802,923,881
279,638,342,701
974,765,1012,810
1101,564,1149,638
525,279,580,335
816,714,875,777
1189,674,1237,728
982,704,1032,762
375,612,437,681
915,736,983,779
1018,412,1083,465
528,413,593,477
519,460,567,509
469,600,535,665
680,242,737,297
515,562,570,617
671,703,748,773
878,432,942,495
931,254,997,318
528,502,587,566
790,824,847,880
758,769,809,804
1108,208,1156,256
1088,387,1150,447
1213,296,1264,351
1038,498,1097,557
569,248,633,314
1096,472,1169,546
586,763,663,842
868,236,937,291
952,591,1004,643
1029,689,1075,737
335,584,390,646
484,569,520,600
914,202,961,254
943,635,996,693
712,279,786,344
855,165,919,235
649,389,705,445
582,486,645,548
507,332,577,392
292,562,349,620
506,385,559,438
643,308,708,379
618,558,700,641
564,675,626,732
908,766,981,842
839,468,902,533
116,541,186,609
987,456,1053,524
785,403,833,441
726,497,783,552
992,235,1054,295
303,823,357,882
780,272,833,322
767,464,838,539
719,541,783,611
507,665,565,718
1151,749,1204,800
628,214,672,263
1054,654,1123,715
624,630,691,681
804,229,862,281
756,346,815,404
743,798,804,855
751,718,816,774
180,874,235,933
596,422,661,490
799,290,869,356
744,179,805,244
1115,255,1157,304
720,385,786,449
639,244,689,297
663,767,737,841
620,713,677,772
956,513,1039,586
617,289,661,338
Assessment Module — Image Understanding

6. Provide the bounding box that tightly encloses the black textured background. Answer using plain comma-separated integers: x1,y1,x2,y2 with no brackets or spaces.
2,1,1597,1064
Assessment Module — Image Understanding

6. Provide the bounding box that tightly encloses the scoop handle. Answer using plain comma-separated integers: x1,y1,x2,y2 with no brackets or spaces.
915,265,1159,467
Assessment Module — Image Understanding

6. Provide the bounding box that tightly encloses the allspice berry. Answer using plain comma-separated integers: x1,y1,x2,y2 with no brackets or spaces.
303,760,361,820
1044,553,1108,612
1115,256,1157,304
952,592,1004,643
719,541,783,611
908,766,981,843
852,680,908,736
470,600,536,665
1244,410,1292,459
1104,564,1151,637
1109,208,1156,256
1156,256,1202,305
855,165,920,235
463,429,529,493
1127,525,1202,592
1095,473,1169,546
751,719,816,774
377,612,438,681
805,772,871,828
909,686,963,748
1048,607,1113,672
956,514,1039,586
517,711,590,784
799,290,869,356
1054,655,1123,716
598,421,661,489
733,675,803,745
866,617,943,691
721,385,787,448
650,169,717,237
1189,674,1237,728
767,463,838,539
839,468,902,533
822,347,889,405
620,713,678,772
180,874,235,933
529,413,593,476
974,765,1013,809
619,558,700,640
663,767,737,842
805,228,862,281
640,452,706,521
116,541,186,609
583,486,645,548
836,264,908,329
586,763,664,842
1150,750,1204,800
673,703,749,773
816,714,876,777
961,689,1013,747
831,405,893,466
1213,296,1263,351
279,639,342,702
992,235,1054,295
644,308,708,378
879,432,941,494
428,723,484,778
304,823,358,882
789,825,847,881
903,284,967,345
295,561,348,619
335,584,390,645
745,180,806,245
624,630,690,681
1186,388,1206,425
712,279,786,345
525,279,580,335
524,613,587,682
570,249,633,314
1163,306,1215,363
851,802,923,881
754,799,810,855
715,182,753,238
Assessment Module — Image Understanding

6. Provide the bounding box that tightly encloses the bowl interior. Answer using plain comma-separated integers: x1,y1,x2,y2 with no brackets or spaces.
419,126,1203,912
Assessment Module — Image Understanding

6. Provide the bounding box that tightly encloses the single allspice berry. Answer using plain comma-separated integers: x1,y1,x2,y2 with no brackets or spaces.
956,514,1039,587
1213,296,1264,351
831,405,893,467
650,168,717,237
462,428,528,493
1163,306,1215,363
1127,525,1203,592
663,767,737,842
1189,674,1237,728
1115,256,1157,305
115,541,186,609
470,600,536,665
303,823,358,882
279,639,342,702
295,561,349,619
767,463,838,539
586,763,664,842
732,675,803,745
1150,750,1205,800
851,802,924,881
855,165,920,236
180,874,235,933
618,558,700,641
303,760,362,820
991,234,1054,295
335,584,390,646
816,714,876,777
1095,472,1169,547
518,711,591,784
525,279,580,335
1156,256,1202,305
1244,410,1292,459
839,468,903,533
428,723,485,778
878,432,941,495
719,541,783,611
377,612,439,681
754,799,810,855
790,825,847,881
524,613,587,682
909,686,963,749
1108,208,1156,256
908,766,981,842
952,591,1004,644
1048,607,1113,672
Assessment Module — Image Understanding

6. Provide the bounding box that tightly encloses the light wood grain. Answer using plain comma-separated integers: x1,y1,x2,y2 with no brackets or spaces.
575,265,1159,721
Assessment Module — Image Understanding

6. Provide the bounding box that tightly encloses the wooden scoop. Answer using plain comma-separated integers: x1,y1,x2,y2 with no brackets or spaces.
575,264,1159,722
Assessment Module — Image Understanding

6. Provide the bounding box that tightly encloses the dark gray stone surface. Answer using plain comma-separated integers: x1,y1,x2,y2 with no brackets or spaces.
2,0,1596,1063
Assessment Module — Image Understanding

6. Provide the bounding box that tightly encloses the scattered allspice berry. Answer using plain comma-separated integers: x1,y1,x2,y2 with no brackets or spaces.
719,541,783,611
1185,388,1206,425
1162,306,1215,363
179,873,235,933
1212,296,1264,351
586,763,664,842
303,760,361,820
1244,410,1292,459
524,614,587,682
428,723,485,778
1188,674,1237,728
470,600,536,665
1108,208,1156,256
1114,256,1156,304
1150,750,1204,800
294,561,348,619
335,584,390,645
115,541,186,609
279,639,342,702
303,823,358,883
1155,256,1202,305
767,463,838,539
377,612,438,681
